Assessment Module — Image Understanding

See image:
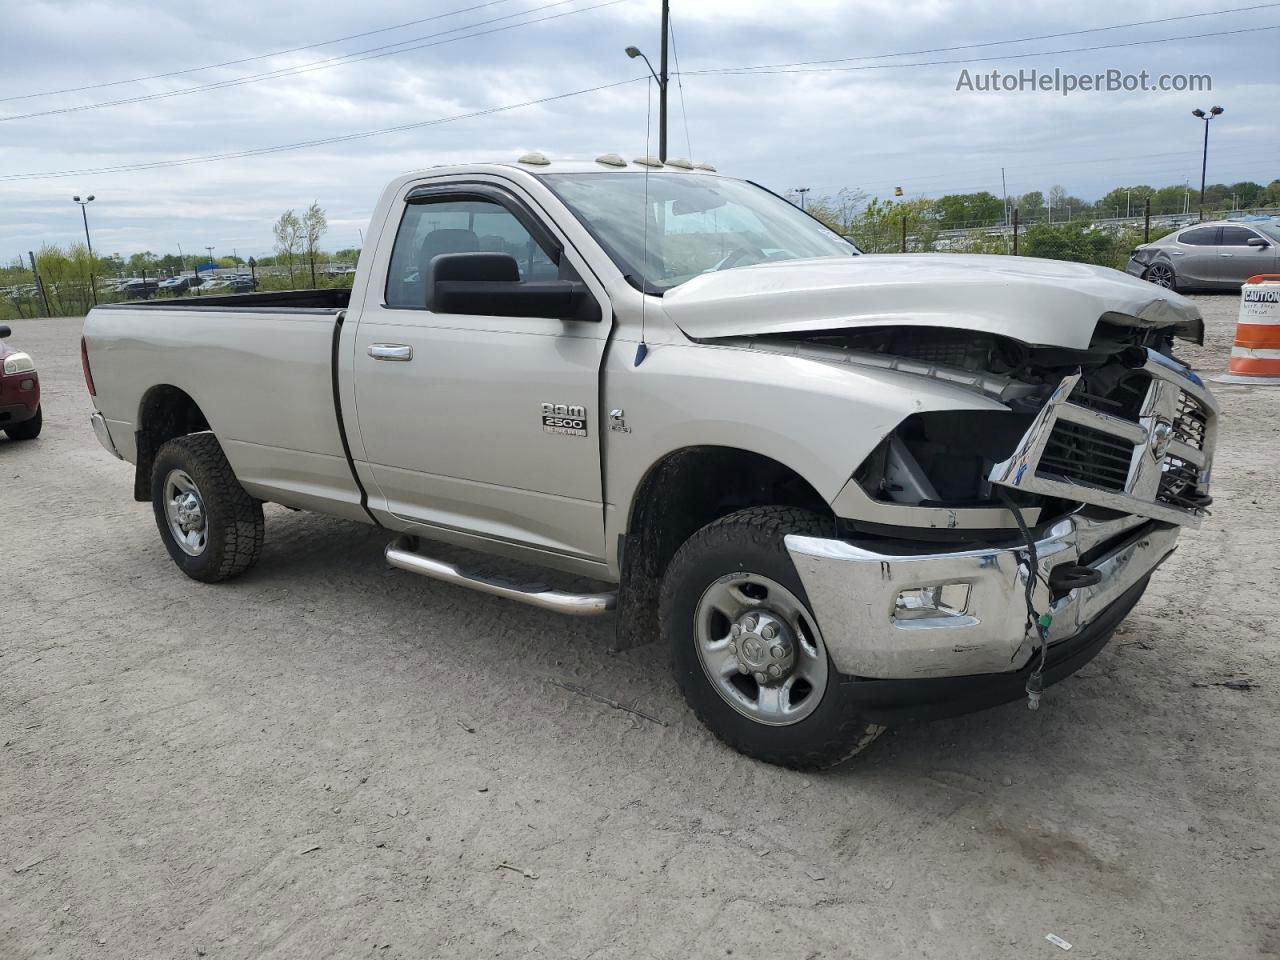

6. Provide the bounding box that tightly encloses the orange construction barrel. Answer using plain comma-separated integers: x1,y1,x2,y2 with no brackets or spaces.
1214,274,1280,384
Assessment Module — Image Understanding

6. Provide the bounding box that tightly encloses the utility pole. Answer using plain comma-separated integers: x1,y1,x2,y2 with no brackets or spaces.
624,0,670,161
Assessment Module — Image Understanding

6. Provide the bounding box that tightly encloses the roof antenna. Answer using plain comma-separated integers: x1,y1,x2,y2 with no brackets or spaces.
635,73,653,367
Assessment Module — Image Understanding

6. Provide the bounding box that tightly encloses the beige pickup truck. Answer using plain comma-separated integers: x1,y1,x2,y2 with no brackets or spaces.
82,156,1218,768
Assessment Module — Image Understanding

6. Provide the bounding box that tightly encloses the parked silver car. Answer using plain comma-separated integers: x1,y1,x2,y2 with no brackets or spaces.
1128,218,1280,290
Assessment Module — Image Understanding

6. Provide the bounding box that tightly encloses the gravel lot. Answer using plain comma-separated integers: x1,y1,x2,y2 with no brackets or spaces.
2,294,1277,960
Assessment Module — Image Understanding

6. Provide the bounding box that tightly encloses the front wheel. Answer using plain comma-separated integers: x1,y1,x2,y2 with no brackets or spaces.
661,507,884,770
151,432,264,583
4,404,41,440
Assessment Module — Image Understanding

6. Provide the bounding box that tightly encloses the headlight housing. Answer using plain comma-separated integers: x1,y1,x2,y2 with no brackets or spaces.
3,351,35,376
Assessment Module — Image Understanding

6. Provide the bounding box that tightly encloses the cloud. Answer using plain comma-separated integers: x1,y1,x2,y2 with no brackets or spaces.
1,0,1275,259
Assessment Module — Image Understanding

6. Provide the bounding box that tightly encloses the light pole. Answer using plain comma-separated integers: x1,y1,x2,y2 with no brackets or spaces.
1191,106,1224,218
624,1,670,162
72,194,97,305
793,187,810,211
205,246,215,271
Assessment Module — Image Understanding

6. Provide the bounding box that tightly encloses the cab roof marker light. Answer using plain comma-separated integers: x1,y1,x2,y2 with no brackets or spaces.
664,157,694,170
595,153,627,167
633,156,663,168
517,151,551,166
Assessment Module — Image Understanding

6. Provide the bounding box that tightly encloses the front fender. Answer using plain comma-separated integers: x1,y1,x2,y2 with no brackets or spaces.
604,339,1007,526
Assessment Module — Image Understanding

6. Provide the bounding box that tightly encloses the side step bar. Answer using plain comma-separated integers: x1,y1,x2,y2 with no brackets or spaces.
384,535,617,617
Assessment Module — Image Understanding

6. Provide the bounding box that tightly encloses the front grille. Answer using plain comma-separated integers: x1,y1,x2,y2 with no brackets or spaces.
1037,420,1136,492
1159,454,1205,509
1070,372,1151,422
1173,390,1209,451
990,349,1217,527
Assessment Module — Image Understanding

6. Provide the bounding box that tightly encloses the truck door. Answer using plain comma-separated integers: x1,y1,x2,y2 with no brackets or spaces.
347,181,611,562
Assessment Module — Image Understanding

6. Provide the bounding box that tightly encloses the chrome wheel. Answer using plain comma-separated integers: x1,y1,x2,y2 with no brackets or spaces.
1145,262,1176,288
163,469,208,557
694,572,828,726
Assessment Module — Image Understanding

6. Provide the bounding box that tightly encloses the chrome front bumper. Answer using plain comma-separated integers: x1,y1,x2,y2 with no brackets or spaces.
785,512,1179,679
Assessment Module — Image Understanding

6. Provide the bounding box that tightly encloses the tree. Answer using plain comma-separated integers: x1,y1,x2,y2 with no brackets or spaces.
303,201,328,288
1016,191,1045,222
273,209,303,284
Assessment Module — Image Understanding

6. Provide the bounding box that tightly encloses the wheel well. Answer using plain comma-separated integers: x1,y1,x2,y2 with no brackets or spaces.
133,385,211,501
613,446,831,650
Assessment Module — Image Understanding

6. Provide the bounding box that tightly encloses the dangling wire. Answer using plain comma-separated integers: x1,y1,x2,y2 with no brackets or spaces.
668,9,693,161
996,488,1052,710
635,74,652,367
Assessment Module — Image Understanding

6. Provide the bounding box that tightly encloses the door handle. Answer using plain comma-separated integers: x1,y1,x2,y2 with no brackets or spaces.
369,343,413,361
1219,253,1234,258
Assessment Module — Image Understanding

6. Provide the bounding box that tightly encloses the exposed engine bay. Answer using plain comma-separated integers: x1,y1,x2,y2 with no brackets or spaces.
737,320,1211,536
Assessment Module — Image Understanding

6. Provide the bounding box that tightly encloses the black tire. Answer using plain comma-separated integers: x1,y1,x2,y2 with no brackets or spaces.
661,506,884,770
151,432,264,583
4,404,41,440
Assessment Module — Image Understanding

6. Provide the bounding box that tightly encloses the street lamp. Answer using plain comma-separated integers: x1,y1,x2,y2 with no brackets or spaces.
793,187,810,211
1191,105,1224,218
72,194,98,306
625,35,669,162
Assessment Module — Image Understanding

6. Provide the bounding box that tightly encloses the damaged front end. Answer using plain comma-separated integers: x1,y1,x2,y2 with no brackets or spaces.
765,322,1219,688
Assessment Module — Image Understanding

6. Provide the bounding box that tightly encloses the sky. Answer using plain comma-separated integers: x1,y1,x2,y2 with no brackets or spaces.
1,0,1276,261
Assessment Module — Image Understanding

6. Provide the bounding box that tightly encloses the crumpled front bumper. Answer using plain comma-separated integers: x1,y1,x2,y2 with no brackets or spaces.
785,511,1179,680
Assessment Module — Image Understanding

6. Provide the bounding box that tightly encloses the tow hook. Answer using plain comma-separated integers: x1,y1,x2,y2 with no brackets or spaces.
1048,563,1103,593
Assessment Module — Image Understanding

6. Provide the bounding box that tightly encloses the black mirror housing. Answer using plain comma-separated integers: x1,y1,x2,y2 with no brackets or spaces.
425,251,600,323
0,324,10,339
1247,237,1270,248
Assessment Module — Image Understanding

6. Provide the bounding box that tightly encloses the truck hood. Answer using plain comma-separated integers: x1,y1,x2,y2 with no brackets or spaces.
662,254,1204,350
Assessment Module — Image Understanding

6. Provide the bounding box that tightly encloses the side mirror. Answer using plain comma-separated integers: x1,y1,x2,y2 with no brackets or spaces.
425,251,599,323
1247,236,1270,248
0,324,10,339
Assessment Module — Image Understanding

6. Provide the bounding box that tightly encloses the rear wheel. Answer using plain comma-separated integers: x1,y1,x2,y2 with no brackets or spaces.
662,506,884,770
151,432,263,582
4,404,41,440
1144,261,1177,290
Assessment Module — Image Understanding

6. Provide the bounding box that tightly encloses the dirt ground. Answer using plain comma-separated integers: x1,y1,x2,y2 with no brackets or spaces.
1,294,1277,960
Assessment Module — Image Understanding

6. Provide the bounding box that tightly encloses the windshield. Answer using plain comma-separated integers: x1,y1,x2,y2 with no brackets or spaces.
1258,222,1280,243
541,172,857,292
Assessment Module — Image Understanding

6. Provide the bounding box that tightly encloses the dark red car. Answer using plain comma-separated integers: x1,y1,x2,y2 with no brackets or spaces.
0,323,41,440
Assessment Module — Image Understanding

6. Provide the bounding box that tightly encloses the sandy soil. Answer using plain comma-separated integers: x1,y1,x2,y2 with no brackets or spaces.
1,295,1277,960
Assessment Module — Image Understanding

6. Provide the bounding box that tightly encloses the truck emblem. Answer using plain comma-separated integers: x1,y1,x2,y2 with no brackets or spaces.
608,409,631,434
1149,418,1174,460
541,402,588,437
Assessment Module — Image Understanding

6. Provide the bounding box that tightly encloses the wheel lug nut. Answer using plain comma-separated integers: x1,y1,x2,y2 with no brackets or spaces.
762,624,777,640
754,671,767,684
744,616,757,632
767,664,781,677
731,624,741,637
770,645,784,659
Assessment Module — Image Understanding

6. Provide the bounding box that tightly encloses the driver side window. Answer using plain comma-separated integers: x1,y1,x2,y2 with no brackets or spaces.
385,197,557,309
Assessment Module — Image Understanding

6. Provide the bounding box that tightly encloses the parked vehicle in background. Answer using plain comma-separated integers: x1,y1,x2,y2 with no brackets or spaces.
82,158,1218,768
1129,218,1280,290
0,324,42,440
158,276,201,294
119,278,160,299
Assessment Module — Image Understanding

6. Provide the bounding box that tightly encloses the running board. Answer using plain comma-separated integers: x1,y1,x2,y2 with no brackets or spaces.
384,536,617,617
